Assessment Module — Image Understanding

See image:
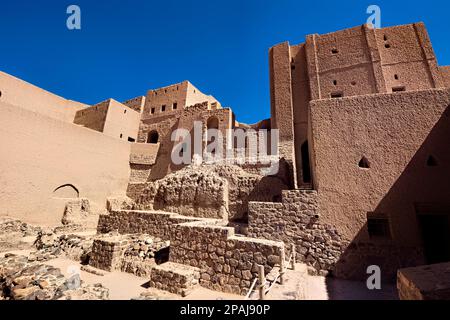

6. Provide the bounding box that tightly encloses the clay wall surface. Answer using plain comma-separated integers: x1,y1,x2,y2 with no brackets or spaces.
73,100,109,132
0,101,132,226
123,96,146,113
375,23,443,92
0,71,88,123
440,66,450,87
102,99,141,142
169,220,284,295
308,88,450,278
142,82,188,121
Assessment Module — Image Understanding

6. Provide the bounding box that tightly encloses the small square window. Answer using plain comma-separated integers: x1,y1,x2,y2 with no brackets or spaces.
367,213,391,238
331,48,339,54
128,137,135,142
173,102,178,110
124,109,127,114
331,91,343,98
151,108,155,114
161,105,166,112
392,86,406,93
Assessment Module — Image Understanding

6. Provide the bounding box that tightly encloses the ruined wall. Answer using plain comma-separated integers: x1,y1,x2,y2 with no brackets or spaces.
0,101,131,226
440,66,450,87
169,220,284,295
97,210,200,238
0,71,88,123
248,190,346,276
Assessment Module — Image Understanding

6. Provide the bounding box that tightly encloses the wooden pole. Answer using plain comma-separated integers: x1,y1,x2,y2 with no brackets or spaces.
291,244,296,271
280,248,286,285
258,265,266,300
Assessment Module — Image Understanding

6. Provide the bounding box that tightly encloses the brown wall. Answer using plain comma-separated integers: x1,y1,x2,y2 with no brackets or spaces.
309,88,450,277
0,101,131,226
0,71,88,123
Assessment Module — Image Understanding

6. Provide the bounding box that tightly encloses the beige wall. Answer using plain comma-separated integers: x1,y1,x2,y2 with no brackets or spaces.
310,89,450,245
0,71,88,123
103,99,141,142
74,99,141,142
0,101,131,226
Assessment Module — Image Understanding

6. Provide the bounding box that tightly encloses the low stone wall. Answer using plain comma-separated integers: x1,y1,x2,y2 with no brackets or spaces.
397,262,450,300
169,220,284,295
149,262,200,297
248,190,346,275
89,237,129,272
97,210,201,239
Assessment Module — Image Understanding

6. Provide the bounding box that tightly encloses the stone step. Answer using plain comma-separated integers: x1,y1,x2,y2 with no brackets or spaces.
149,262,200,297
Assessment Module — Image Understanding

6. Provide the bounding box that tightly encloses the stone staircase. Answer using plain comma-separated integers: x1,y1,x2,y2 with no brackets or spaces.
149,262,200,297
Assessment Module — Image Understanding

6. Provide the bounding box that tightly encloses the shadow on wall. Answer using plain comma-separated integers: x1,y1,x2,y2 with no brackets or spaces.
52,184,79,198
333,106,450,281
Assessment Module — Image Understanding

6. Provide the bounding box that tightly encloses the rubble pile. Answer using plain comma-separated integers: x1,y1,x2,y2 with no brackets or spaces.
0,254,108,300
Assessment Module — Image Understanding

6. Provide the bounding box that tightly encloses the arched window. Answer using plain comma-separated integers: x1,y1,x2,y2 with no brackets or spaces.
53,184,79,198
207,116,219,130
359,156,370,169
147,130,159,144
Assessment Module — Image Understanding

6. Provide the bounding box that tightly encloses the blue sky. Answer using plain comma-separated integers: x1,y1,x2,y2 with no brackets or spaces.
1,0,449,123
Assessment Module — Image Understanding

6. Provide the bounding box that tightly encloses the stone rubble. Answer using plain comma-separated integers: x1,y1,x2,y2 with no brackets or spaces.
0,253,108,300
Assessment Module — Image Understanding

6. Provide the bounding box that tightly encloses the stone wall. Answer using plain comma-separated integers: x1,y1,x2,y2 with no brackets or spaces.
248,190,346,275
397,262,450,300
133,167,229,220
169,220,284,295
89,237,129,272
97,210,201,239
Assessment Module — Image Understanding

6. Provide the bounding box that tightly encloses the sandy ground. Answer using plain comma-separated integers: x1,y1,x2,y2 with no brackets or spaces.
304,275,398,300
2,248,398,300
46,257,243,300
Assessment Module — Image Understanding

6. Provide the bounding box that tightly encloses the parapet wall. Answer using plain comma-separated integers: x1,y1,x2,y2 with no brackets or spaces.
170,220,284,295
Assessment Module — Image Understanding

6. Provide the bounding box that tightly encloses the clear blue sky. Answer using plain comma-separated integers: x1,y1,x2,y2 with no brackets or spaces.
1,1,449,123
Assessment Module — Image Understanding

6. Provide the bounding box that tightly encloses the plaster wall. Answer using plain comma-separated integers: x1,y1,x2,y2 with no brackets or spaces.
0,102,131,226
309,89,450,246
0,71,88,123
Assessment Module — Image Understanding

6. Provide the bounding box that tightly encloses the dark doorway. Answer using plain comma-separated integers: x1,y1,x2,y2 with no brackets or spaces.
301,141,311,184
418,214,450,264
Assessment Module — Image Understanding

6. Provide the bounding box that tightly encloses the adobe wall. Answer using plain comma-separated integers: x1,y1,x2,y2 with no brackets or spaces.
440,66,450,87
102,99,141,141
0,71,88,123
73,100,109,132
308,88,450,279
169,220,284,295
0,101,132,226
123,96,146,113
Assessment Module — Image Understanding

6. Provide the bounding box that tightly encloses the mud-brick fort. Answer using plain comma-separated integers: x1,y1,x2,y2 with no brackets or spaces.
1,22,450,298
